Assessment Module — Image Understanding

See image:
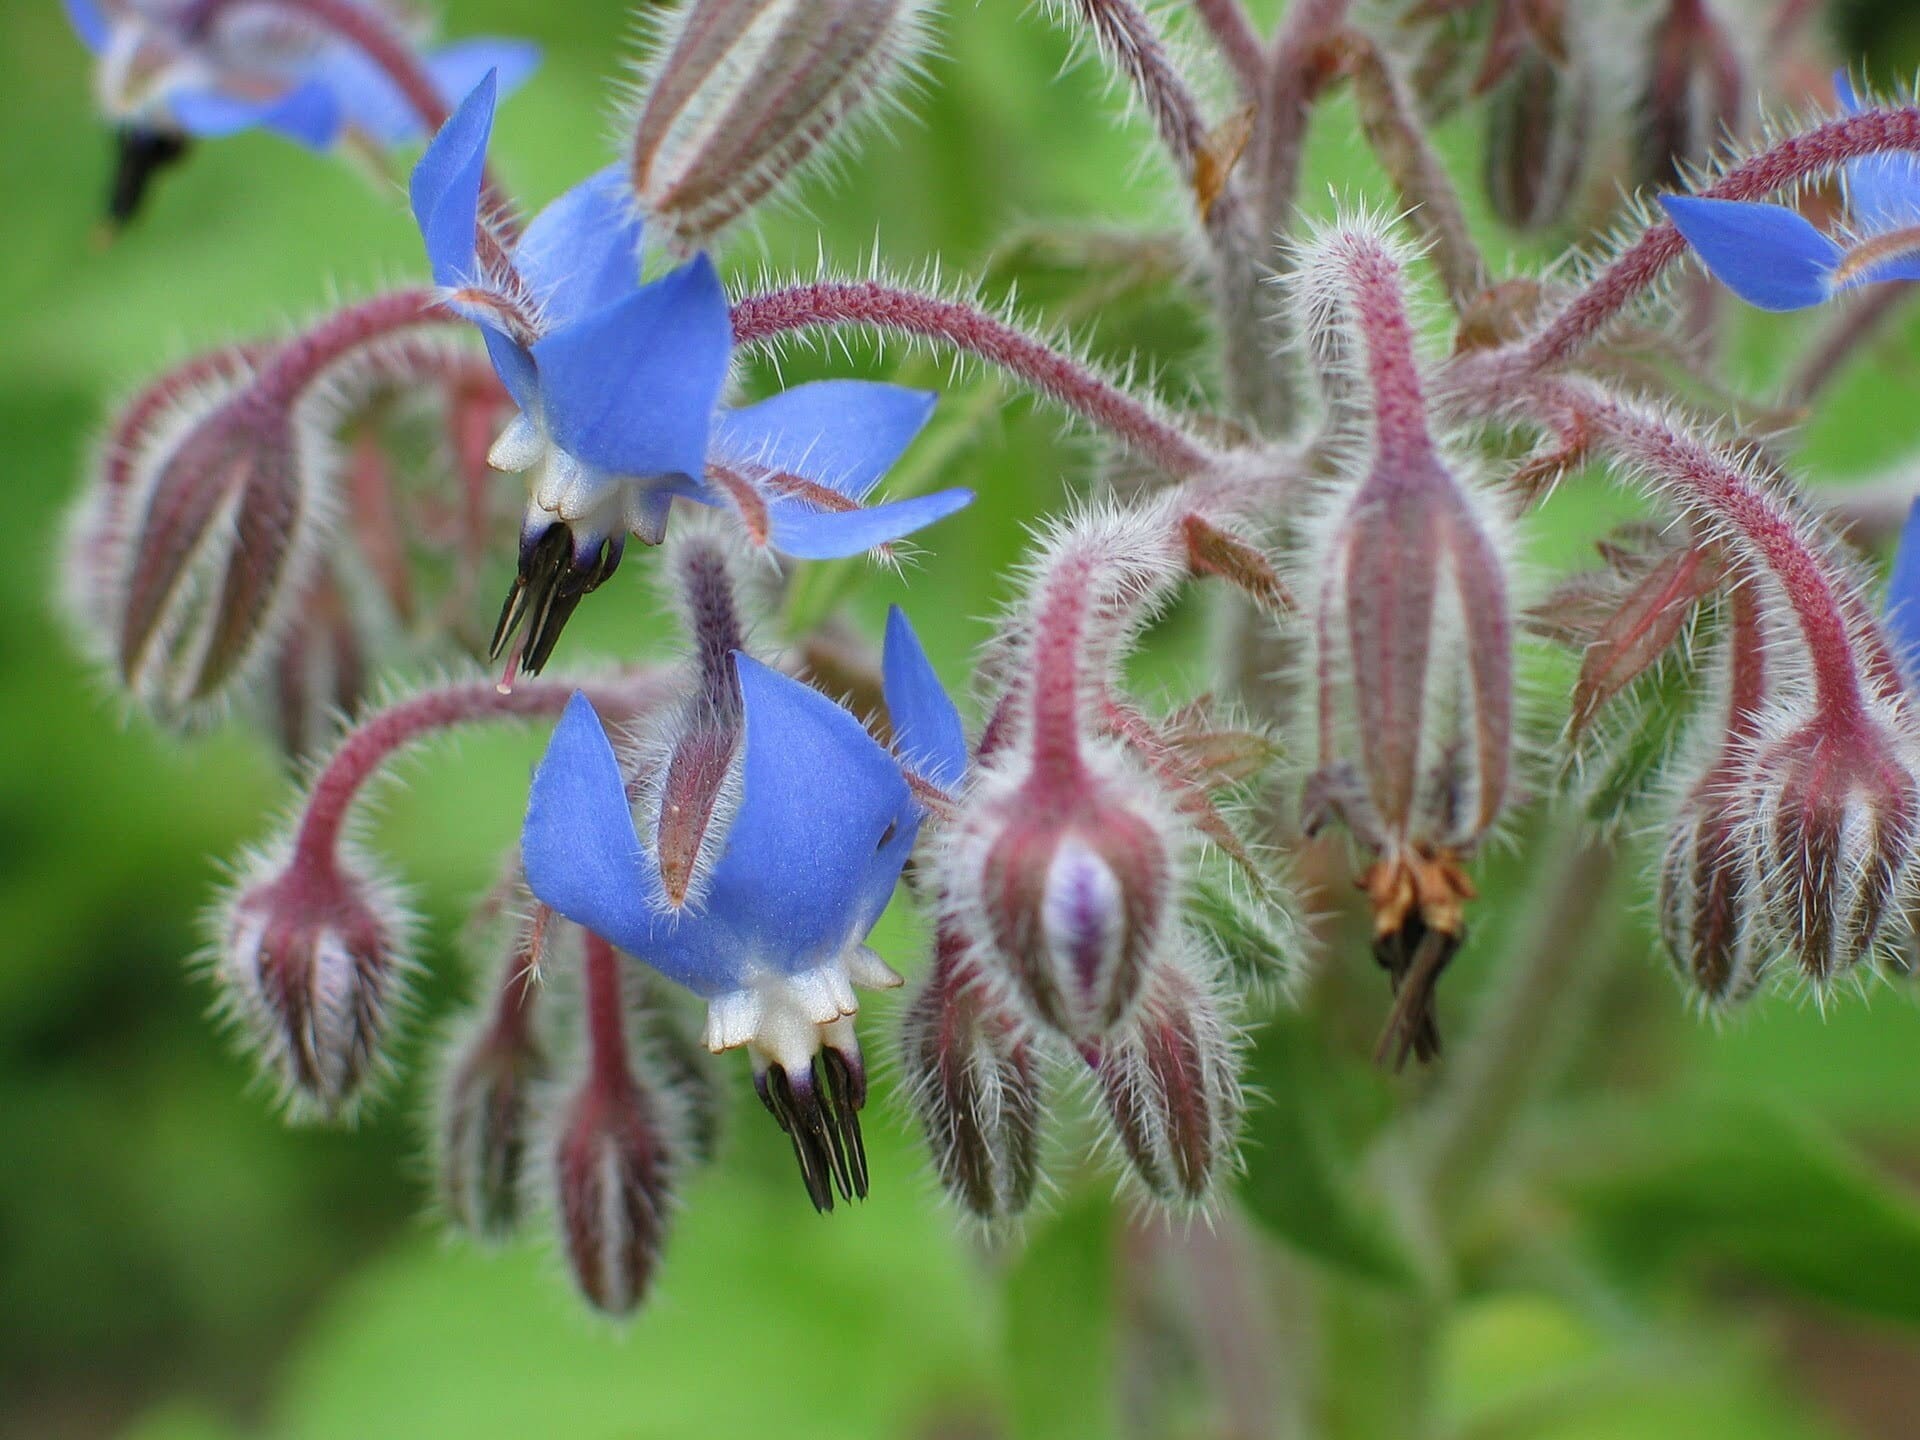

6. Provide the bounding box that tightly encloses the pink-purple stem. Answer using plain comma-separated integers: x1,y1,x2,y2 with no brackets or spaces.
729,281,1217,476
582,933,633,1093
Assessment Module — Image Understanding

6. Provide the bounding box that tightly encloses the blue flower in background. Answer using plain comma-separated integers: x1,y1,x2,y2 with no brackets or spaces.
412,75,973,673
1886,500,1920,680
1660,71,1920,311
522,608,965,1209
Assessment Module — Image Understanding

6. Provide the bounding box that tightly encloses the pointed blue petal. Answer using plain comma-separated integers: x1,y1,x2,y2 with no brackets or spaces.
63,0,108,52
711,381,936,501
409,72,497,288
168,79,343,148
513,166,643,329
1887,500,1920,678
690,656,915,973
482,329,538,413
1660,195,1843,310
883,606,967,787
315,38,538,144
527,253,731,479
426,38,542,117
765,487,973,559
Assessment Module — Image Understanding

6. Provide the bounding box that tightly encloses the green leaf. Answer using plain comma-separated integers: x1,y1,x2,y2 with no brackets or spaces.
1003,1195,1118,1440
1235,1018,1421,1288
1554,1090,1920,1326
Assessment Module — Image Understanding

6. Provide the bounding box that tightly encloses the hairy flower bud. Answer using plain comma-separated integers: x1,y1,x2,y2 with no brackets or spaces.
1658,785,1765,1005
899,926,1044,1221
629,0,931,251
553,1064,675,1317
1631,0,1744,195
1090,960,1241,1205
110,383,320,723
1483,25,1593,231
217,846,414,1119
1746,710,1919,984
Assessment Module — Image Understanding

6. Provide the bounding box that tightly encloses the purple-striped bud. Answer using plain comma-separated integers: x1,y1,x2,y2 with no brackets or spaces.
1482,20,1593,231
629,0,931,252
899,926,1044,1221
217,847,414,1120
1747,710,1919,984
553,1065,675,1317
436,919,548,1241
106,381,317,723
1090,960,1241,1205
1632,0,1744,195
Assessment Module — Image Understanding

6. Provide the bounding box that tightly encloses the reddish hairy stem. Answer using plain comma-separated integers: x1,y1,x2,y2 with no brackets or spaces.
729,282,1216,476
582,934,633,1091
289,673,672,876
1026,551,1100,781
254,289,457,410
1340,238,1436,461
1065,0,1210,173
1526,105,1920,368
1193,0,1267,98
1252,0,1350,236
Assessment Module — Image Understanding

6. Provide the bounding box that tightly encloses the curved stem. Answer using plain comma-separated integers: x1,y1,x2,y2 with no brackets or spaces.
582,933,633,1092
730,281,1220,476
289,671,673,876
253,289,456,409
1525,105,1920,368
1193,0,1267,99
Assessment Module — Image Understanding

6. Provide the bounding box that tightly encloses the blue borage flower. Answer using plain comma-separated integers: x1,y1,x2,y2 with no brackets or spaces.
1887,499,1920,679
522,608,966,1209
409,76,974,674
1660,71,1920,311
63,0,537,153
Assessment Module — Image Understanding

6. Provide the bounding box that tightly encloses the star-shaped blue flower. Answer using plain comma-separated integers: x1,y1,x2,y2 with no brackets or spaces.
521,609,964,1208
1660,71,1920,311
411,76,973,673
64,0,537,151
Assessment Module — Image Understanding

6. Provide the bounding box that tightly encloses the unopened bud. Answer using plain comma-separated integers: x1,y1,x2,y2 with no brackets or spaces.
1091,961,1241,1205
899,927,1044,1221
630,0,931,251
1483,31,1593,231
1748,712,1919,984
1632,0,1744,195
217,847,414,1119
1658,785,1765,1005
112,385,317,723
552,1064,675,1316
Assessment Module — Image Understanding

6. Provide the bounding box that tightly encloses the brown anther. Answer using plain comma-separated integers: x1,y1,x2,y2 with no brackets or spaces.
1359,846,1477,1070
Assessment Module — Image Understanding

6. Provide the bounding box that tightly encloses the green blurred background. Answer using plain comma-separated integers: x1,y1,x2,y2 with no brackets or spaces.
7,2,1920,1438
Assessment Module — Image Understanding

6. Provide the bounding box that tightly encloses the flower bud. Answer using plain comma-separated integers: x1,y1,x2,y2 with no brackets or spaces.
552,1064,675,1316
898,926,1044,1221
1483,28,1593,231
1658,785,1765,1005
436,920,548,1241
1747,711,1919,984
1091,960,1241,1206
629,0,931,251
1631,0,1744,195
217,846,414,1119
112,385,318,723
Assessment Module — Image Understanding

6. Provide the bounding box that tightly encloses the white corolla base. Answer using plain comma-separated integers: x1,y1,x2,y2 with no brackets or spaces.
702,946,905,1074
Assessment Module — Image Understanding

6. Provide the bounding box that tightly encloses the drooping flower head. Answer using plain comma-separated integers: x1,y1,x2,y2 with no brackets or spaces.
1660,71,1920,311
63,0,538,222
521,609,964,1210
411,76,972,673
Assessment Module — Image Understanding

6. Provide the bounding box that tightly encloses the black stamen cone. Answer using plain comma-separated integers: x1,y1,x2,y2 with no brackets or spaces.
109,127,191,226
756,1053,869,1213
492,525,623,675
1372,919,1461,1072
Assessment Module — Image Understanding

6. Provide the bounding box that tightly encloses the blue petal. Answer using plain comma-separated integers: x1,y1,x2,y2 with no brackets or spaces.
1832,70,1920,234
168,79,343,148
522,697,653,959
711,381,937,501
513,166,643,330
656,656,915,976
409,72,497,288
317,37,539,144
765,486,974,559
1660,195,1842,310
1887,500,1920,678
1835,69,1864,114
528,253,731,479
883,606,967,787
63,0,108,53
482,329,539,413
426,39,542,121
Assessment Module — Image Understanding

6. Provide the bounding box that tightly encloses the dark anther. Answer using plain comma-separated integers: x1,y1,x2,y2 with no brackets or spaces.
109,127,191,226
755,1052,869,1213
1371,916,1462,1072
491,525,624,675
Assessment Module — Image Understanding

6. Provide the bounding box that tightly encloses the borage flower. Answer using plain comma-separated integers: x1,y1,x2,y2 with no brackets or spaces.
63,0,537,221
1660,71,1920,311
410,76,973,673
521,611,964,1211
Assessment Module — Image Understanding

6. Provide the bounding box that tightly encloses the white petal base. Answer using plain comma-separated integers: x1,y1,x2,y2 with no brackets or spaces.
701,947,905,1073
